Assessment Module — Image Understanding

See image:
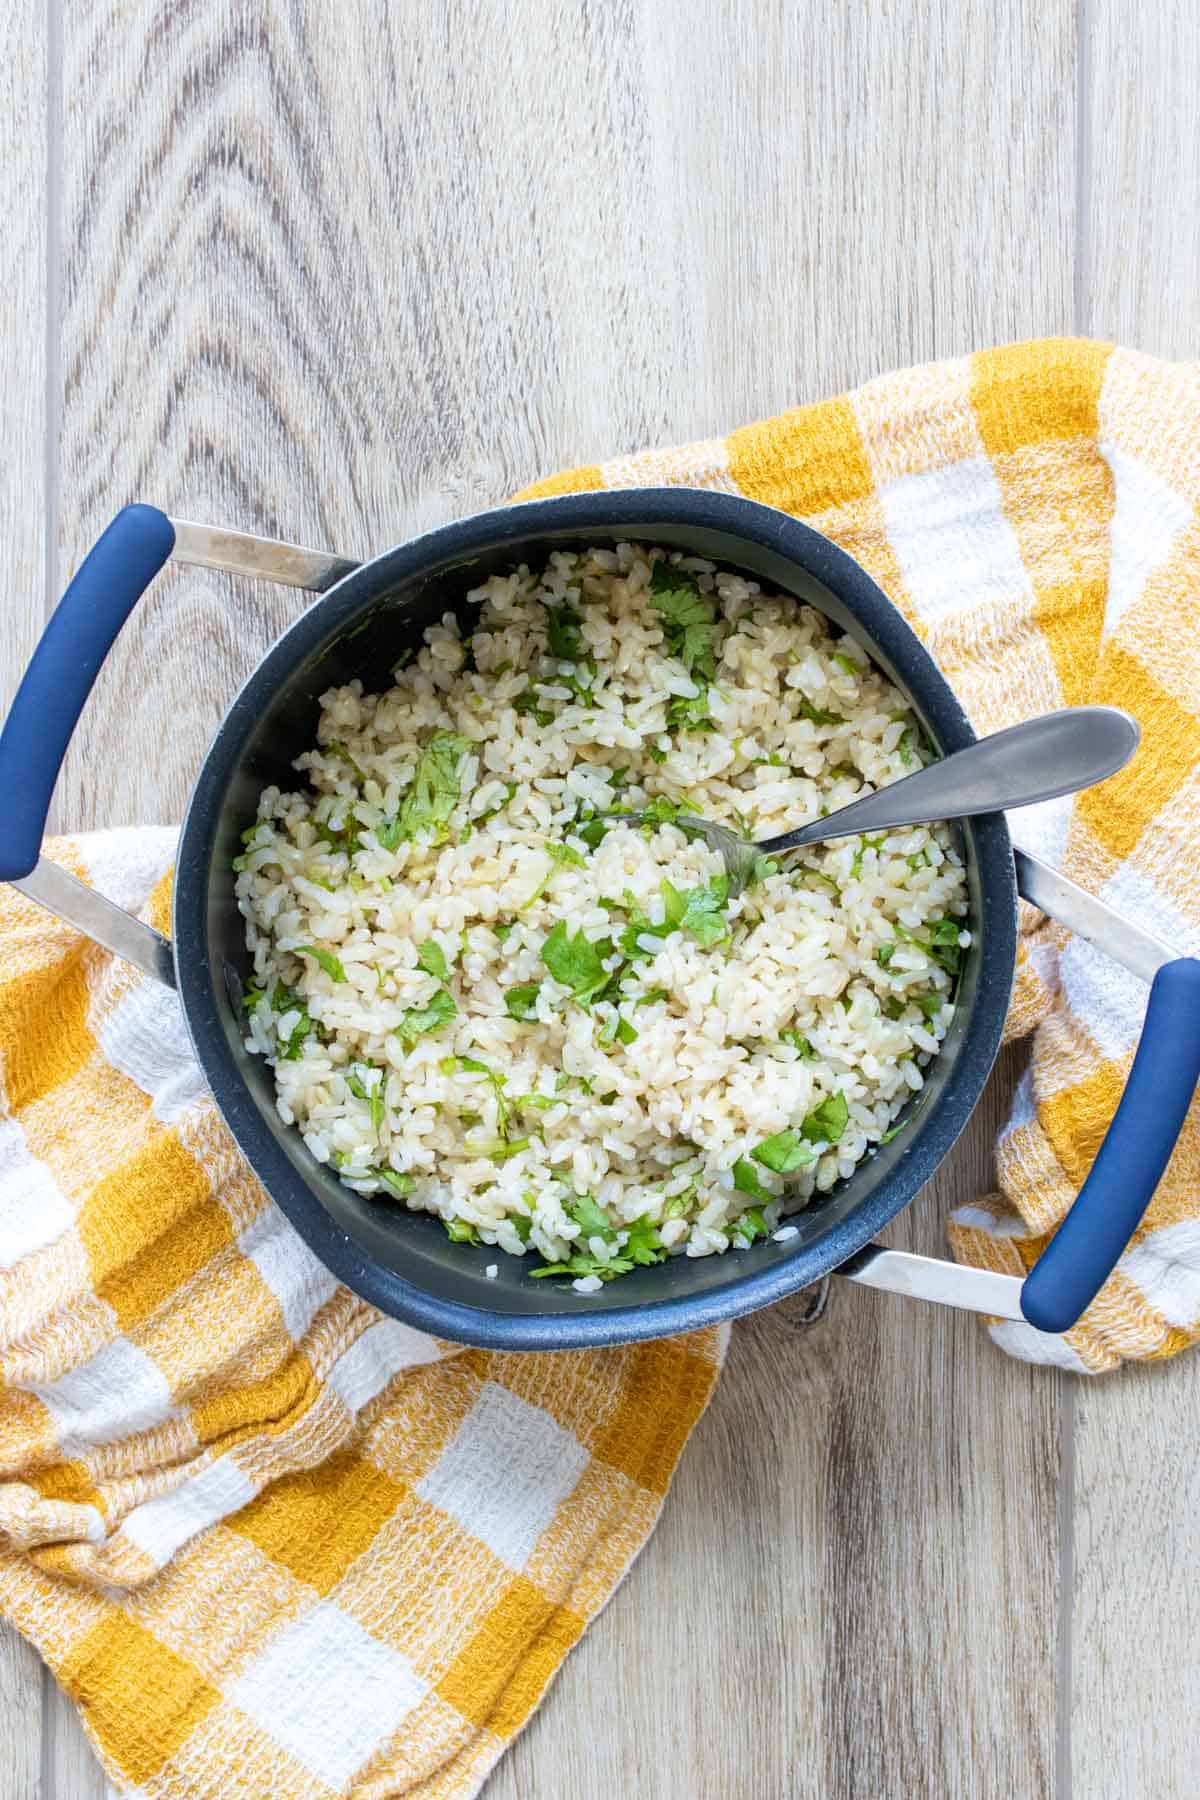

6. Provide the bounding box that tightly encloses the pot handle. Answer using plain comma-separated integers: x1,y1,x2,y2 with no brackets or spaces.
0,506,176,883
1018,956,1200,1333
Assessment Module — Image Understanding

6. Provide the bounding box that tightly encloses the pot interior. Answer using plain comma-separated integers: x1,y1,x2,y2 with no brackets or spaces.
175,493,1016,1347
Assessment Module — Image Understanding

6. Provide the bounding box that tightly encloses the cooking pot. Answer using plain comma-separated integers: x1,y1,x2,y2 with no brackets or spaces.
3,491,1197,1350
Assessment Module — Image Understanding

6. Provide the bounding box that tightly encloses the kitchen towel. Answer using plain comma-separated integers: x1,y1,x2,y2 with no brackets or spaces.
1,338,1198,1799
0,835,723,1796
524,337,1200,1376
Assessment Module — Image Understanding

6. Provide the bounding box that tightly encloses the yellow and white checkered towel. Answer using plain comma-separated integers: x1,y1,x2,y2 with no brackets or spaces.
3,338,1200,1796
0,831,723,1794
523,337,1200,1377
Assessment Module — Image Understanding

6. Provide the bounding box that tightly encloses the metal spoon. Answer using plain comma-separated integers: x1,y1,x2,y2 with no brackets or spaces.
607,706,1140,892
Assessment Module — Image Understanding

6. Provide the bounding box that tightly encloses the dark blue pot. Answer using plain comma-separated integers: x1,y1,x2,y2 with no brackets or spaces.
166,489,1017,1348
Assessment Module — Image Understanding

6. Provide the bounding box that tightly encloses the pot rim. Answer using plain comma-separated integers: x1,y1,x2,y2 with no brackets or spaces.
173,487,1017,1349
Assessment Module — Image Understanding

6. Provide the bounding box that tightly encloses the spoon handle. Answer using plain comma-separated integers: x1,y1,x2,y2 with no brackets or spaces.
757,706,1140,857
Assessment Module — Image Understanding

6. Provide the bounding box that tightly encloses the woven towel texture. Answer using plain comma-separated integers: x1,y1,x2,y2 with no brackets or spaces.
2,338,1199,1797
521,337,1200,1376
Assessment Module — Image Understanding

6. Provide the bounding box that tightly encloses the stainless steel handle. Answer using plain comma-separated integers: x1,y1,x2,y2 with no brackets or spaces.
835,1245,1024,1318
169,517,359,593
761,706,1140,856
12,857,175,986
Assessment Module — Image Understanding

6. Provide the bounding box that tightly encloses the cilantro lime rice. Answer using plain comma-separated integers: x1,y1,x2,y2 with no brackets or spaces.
235,543,970,1294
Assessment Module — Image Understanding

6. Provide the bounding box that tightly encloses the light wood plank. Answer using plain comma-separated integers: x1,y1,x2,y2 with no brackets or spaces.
1081,3,1200,357
0,0,51,1787
27,0,1076,1793
1071,8,1200,1798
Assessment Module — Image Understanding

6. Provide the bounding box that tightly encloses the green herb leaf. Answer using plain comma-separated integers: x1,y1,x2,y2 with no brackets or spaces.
733,1158,773,1202
394,987,457,1049
443,1217,480,1245
513,689,554,727
729,1206,768,1245
577,817,611,850
416,940,450,982
567,1192,616,1242
666,689,715,734
914,991,946,1021
880,1122,906,1144
541,921,608,1004
546,841,586,868
635,987,669,1008
833,651,862,677
530,1252,635,1282
511,1211,533,1244
623,1214,667,1266
380,731,470,848
877,941,897,968
752,1130,816,1174
679,875,729,948
898,725,920,767
278,1007,313,1060
545,600,584,661
660,879,687,931
796,697,842,726
649,562,720,679
504,983,541,1023
298,944,347,983
801,1090,850,1145
374,1168,416,1200
779,1028,816,1058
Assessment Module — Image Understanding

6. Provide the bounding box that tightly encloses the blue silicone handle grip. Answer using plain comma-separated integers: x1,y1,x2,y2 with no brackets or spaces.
0,505,175,881
1021,956,1200,1334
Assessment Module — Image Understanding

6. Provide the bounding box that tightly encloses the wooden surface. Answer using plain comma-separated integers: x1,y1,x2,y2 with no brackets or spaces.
1,2,1198,1795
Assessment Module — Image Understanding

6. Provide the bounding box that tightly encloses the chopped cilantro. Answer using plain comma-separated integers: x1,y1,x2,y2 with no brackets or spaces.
297,944,347,983
545,600,584,662
443,1218,480,1245
373,1168,416,1200
877,941,898,968
623,1214,667,1266
474,780,518,827
898,725,921,767
753,1131,816,1175
514,688,554,727
278,1007,313,1060
915,991,946,1021
732,1158,773,1202
779,1028,816,1058
833,651,862,676
666,689,715,734
599,1010,638,1046
547,841,586,868
567,1192,616,1242
541,922,608,1004
729,1207,769,1245
649,562,719,679
511,1211,533,1245
394,987,457,1049
530,1252,635,1282
796,697,842,726
494,920,516,943
849,833,888,880
379,732,470,848
636,987,669,1008
880,1121,906,1144
801,1090,849,1145
416,940,450,983
504,983,541,1022
577,817,611,850
679,876,729,948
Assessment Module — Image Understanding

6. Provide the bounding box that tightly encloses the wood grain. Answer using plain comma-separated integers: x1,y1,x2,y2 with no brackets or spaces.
1069,8,1200,1797
0,0,50,1791
14,0,1200,1795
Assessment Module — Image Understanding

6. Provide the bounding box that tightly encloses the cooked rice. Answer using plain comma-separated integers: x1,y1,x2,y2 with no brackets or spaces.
235,542,969,1292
